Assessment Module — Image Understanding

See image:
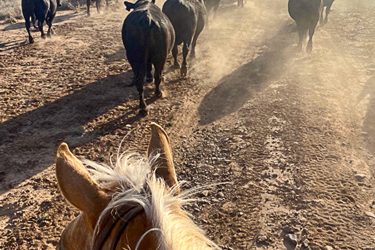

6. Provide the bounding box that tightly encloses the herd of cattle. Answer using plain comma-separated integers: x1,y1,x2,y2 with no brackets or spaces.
20,0,335,114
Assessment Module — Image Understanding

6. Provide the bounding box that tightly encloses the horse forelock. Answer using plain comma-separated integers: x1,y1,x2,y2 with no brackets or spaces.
83,152,219,250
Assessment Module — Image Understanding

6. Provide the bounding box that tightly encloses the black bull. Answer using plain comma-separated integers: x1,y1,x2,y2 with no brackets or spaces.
122,0,175,115
22,0,61,44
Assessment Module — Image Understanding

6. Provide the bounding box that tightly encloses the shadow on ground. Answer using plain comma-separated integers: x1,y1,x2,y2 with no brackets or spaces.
0,12,83,51
198,23,295,125
0,70,148,194
105,47,126,64
2,12,82,32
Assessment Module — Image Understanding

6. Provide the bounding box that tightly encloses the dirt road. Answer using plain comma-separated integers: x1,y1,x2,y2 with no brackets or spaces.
0,0,374,249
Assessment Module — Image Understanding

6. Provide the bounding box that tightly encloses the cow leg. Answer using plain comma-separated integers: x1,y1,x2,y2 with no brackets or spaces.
307,23,316,53
47,20,52,37
181,42,190,77
96,0,100,13
87,0,91,16
25,17,34,44
135,70,147,115
38,20,46,39
172,44,180,69
213,5,219,17
320,7,325,25
153,61,164,98
324,5,332,24
191,25,203,59
146,61,153,83
31,14,38,30
296,25,305,52
46,14,55,37
190,37,197,59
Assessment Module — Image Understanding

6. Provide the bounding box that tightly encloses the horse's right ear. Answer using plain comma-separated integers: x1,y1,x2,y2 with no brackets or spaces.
124,1,135,11
56,143,108,228
147,123,180,193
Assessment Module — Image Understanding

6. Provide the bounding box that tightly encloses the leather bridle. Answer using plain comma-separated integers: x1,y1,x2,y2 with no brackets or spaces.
92,203,144,250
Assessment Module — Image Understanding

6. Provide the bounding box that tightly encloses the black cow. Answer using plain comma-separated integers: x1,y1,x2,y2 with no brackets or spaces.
288,0,322,53
122,0,175,115
320,0,334,25
163,0,207,76
22,0,61,44
87,0,109,16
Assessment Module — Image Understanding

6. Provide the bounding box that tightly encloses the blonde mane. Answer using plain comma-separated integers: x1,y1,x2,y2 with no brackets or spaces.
83,152,219,250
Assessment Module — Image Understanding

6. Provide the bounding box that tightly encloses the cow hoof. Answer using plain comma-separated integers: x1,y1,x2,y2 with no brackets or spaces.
47,33,51,38
172,63,180,70
139,108,148,116
146,76,153,83
29,37,34,44
180,67,187,77
41,34,46,39
306,45,313,54
155,90,163,98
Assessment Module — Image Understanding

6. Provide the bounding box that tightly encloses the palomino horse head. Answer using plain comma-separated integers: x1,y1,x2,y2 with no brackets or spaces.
56,122,218,250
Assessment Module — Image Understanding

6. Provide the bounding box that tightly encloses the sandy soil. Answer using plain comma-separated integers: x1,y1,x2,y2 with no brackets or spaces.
0,0,374,249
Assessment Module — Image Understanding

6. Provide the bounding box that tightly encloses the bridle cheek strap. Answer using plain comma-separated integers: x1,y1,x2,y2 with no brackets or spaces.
92,204,144,250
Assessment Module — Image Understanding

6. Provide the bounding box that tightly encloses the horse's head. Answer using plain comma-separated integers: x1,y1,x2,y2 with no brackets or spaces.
56,123,217,250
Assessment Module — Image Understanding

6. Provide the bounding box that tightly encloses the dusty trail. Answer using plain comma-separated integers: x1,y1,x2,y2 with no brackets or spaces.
0,0,374,249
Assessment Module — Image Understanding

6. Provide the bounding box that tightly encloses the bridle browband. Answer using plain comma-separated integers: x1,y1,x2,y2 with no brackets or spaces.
92,202,144,250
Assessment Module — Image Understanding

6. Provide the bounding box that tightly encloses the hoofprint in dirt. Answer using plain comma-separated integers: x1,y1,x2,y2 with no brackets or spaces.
0,0,374,250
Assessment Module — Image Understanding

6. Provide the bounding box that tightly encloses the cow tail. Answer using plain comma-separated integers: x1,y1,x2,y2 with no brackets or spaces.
142,18,154,74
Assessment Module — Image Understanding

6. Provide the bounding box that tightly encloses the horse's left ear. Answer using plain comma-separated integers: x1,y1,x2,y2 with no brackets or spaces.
56,143,108,228
147,122,179,193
